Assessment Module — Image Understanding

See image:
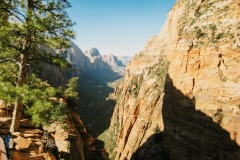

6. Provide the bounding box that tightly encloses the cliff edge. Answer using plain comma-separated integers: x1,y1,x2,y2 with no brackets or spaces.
103,0,240,159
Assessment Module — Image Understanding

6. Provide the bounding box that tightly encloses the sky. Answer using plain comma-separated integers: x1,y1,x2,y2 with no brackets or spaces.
67,0,176,56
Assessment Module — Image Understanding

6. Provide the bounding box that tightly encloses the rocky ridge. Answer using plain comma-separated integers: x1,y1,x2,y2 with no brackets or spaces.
103,0,240,159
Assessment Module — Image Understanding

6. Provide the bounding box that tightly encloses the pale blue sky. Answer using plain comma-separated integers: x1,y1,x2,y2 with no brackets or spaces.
68,0,176,56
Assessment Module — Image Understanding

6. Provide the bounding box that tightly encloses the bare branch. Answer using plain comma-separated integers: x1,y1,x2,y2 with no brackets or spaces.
0,58,21,66
0,7,25,23
12,8,27,20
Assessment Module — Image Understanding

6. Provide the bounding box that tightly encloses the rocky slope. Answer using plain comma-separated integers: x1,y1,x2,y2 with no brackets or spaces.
103,0,240,159
0,41,118,160
0,100,108,160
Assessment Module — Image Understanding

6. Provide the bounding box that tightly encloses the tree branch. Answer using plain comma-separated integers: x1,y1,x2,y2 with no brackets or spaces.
0,7,25,23
0,58,21,66
29,58,64,74
6,44,23,53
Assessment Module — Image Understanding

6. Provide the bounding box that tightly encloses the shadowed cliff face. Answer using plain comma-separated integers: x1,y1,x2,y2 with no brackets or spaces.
132,74,240,160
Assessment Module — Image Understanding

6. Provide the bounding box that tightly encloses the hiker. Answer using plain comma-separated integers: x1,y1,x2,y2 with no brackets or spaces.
0,133,14,160
0,136,7,160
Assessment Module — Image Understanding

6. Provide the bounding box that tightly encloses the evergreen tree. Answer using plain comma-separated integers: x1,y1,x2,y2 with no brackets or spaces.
64,77,79,106
64,77,79,99
0,0,75,132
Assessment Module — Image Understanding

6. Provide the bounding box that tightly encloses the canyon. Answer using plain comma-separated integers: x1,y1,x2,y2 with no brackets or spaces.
0,0,239,160
101,0,240,159
0,40,129,160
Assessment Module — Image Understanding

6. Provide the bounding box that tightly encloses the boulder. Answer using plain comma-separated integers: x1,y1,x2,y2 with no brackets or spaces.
14,136,32,150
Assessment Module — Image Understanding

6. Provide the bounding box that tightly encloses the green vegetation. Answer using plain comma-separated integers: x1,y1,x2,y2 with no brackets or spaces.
194,7,201,17
0,0,74,132
177,0,237,47
128,75,142,97
64,77,79,108
153,57,169,90
73,72,116,136
64,77,79,99
98,129,117,160
194,26,206,39
216,33,224,40
146,56,169,90
107,77,124,88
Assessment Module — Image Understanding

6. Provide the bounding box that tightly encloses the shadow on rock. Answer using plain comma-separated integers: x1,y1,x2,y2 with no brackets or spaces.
132,74,239,160
74,72,117,136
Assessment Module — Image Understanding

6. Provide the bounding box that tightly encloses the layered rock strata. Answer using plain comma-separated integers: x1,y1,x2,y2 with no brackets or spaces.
105,0,240,159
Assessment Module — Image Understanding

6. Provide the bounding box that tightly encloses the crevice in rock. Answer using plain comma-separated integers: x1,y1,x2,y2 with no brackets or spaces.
192,78,195,90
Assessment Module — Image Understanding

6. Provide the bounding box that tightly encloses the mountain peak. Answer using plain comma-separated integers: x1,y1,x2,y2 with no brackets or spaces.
103,54,125,68
86,48,101,57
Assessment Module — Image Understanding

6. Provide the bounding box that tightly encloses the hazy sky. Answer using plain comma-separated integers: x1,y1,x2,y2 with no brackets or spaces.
68,0,176,56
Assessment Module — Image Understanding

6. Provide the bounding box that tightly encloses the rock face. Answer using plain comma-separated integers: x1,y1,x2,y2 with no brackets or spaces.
64,41,92,72
105,0,240,159
102,54,125,75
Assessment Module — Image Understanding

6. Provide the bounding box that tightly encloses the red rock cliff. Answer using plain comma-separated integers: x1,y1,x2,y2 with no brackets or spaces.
104,0,240,159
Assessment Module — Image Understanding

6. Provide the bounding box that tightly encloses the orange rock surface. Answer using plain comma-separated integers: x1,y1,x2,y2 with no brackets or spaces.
106,0,240,159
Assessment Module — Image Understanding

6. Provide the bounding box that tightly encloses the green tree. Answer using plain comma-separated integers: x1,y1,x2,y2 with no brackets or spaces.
0,0,75,132
64,77,79,99
64,77,79,106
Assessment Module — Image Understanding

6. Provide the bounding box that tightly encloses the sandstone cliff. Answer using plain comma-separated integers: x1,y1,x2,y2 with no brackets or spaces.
103,0,240,159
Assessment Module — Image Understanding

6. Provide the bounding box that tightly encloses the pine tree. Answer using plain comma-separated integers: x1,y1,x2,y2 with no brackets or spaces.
0,0,75,132
64,77,79,99
64,77,79,106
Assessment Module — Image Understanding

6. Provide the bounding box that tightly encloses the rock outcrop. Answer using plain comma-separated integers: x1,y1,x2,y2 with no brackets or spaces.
104,0,240,159
0,104,108,160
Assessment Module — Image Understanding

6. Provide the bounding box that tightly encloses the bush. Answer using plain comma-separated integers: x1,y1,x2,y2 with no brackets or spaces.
194,27,205,39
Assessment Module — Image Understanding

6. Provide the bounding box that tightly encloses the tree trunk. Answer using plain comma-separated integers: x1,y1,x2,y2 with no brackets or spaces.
10,54,29,133
10,99,23,133
10,0,33,133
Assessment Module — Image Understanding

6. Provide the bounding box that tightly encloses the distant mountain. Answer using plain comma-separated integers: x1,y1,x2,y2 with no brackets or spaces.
63,40,91,71
102,54,125,75
84,47,101,62
116,56,132,65
62,41,131,83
